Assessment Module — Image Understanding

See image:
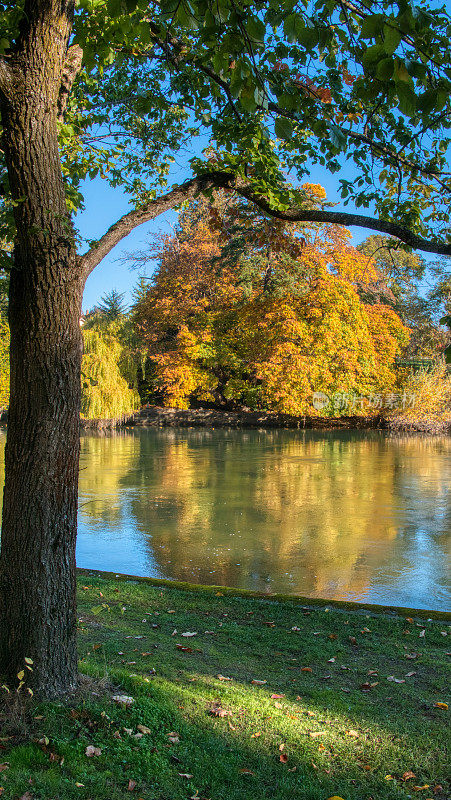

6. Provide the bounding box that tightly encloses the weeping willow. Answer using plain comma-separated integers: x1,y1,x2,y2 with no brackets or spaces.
81,329,140,419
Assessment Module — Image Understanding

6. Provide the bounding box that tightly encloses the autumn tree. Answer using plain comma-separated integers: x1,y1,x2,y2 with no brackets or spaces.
133,193,409,412
357,235,451,356
1,0,451,695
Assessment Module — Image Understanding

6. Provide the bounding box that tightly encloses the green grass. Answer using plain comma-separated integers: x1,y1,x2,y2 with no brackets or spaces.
1,574,449,800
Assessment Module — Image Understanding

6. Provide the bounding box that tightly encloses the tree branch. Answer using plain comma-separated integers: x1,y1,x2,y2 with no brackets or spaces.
80,172,233,279
80,171,451,282
235,185,451,255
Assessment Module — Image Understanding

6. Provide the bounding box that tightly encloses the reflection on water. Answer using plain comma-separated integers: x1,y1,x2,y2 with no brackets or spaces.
0,428,450,609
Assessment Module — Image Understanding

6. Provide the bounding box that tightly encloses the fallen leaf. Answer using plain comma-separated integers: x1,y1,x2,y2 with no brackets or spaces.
406,617,414,623
402,771,417,781
181,632,197,637
434,702,448,710
309,731,327,738
137,725,151,735
326,796,346,800
251,731,261,738
405,671,417,677
238,769,254,775
301,667,312,673
271,694,285,699
349,636,357,645
112,695,134,707
176,645,202,653
279,753,288,763
291,626,301,631
279,743,285,751
127,779,137,791
412,785,430,791
217,675,231,681
167,732,180,743
419,629,426,637
209,704,231,717
85,745,101,757
251,679,267,685
178,773,193,779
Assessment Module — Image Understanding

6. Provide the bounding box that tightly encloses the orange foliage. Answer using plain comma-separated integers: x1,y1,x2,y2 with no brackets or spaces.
133,193,410,414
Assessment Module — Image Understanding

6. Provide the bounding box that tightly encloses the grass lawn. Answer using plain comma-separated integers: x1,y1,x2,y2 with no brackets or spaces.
1,573,449,800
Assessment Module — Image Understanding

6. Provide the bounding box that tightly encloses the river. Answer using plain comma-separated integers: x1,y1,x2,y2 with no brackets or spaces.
0,427,449,610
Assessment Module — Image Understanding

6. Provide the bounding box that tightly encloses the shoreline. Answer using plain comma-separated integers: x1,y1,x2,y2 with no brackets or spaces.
77,567,451,619
79,405,451,434
1,405,449,433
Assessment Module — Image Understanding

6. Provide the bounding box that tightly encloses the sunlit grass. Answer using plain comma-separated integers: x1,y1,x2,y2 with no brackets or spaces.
1,575,449,799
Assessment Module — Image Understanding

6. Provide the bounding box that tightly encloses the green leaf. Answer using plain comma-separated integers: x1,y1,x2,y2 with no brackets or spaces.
246,16,266,43
383,24,402,54
376,57,395,80
275,117,294,140
360,14,384,39
396,83,417,117
417,88,438,115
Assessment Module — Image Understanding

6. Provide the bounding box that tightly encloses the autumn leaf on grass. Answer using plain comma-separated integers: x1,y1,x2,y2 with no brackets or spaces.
251,679,267,685
217,674,231,681
85,745,101,757
176,645,202,653
209,704,231,717
112,694,134,707
301,667,312,673
402,771,416,781
279,753,288,764
137,725,151,735
181,632,198,637
167,732,180,743
127,779,137,791
271,693,285,699
251,731,261,738
239,769,254,775
178,773,194,779
434,702,448,709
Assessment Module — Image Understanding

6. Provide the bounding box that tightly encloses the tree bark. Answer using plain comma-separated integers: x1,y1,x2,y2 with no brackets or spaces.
0,0,82,696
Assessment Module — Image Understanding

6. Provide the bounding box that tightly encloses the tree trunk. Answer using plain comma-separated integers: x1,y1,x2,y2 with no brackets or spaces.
0,0,82,696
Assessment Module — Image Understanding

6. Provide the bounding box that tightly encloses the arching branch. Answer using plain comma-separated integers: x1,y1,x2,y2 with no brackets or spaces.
80,172,233,279
79,171,451,282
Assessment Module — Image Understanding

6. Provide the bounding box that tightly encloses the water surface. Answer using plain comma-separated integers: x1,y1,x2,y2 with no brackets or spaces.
1,428,450,610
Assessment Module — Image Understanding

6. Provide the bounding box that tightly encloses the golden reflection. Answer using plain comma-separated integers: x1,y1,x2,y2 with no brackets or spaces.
74,428,450,604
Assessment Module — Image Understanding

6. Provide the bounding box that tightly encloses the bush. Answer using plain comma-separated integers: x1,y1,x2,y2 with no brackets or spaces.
389,360,451,433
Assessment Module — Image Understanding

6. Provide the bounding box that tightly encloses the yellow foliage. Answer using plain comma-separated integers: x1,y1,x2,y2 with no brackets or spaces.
134,193,410,414
81,329,140,419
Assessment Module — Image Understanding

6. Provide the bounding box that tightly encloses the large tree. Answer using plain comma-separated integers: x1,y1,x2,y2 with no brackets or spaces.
0,0,451,695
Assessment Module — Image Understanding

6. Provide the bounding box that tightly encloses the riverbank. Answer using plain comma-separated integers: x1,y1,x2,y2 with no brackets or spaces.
2,573,449,800
79,406,451,433
79,405,388,431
